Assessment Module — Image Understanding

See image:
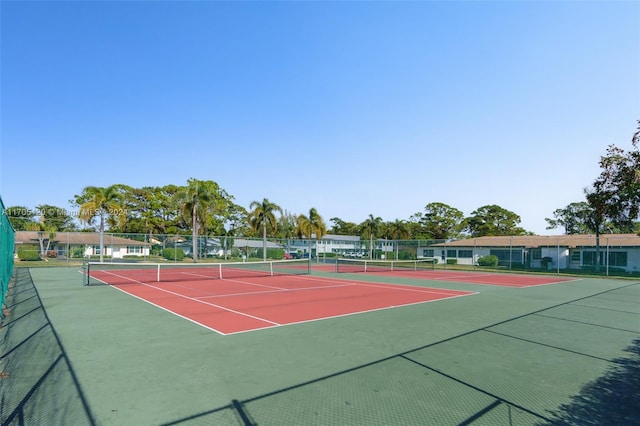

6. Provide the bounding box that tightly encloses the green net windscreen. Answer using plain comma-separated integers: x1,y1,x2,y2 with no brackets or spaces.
1,195,16,315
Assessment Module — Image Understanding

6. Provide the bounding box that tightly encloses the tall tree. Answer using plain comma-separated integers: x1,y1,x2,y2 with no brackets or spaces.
4,206,36,230
421,202,464,240
584,187,608,273
384,219,410,259
224,203,250,237
590,121,640,233
463,205,529,237
276,210,298,239
296,208,327,258
329,217,359,236
174,179,219,262
360,214,383,258
75,185,128,262
248,198,282,260
583,122,640,271
36,204,76,231
407,212,428,240
545,202,594,234
26,219,56,258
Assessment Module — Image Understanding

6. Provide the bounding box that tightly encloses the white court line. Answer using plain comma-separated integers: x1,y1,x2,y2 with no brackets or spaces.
88,269,478,336
94,270,282,327
518,278,582,288
417,272,582,287
284,274,476,296
195,283,355,299
363,270,580,288
223,291,476,336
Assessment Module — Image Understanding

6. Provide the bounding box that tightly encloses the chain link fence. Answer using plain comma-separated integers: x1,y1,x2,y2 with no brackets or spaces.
0,268,95,425
12,231,640,278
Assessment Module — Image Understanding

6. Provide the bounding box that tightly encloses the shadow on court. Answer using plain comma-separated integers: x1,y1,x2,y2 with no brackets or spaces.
0,268,95,426
4,267,639,426
159,283,640,426
542,338,640,425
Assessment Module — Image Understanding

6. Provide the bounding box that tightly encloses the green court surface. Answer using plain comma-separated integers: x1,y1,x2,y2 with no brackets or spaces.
1,265,638,425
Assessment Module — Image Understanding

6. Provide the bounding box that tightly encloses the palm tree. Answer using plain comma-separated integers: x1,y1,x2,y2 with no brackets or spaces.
296,208,327,259
385,219,410,260
26,220,56,258
361,214,383,259
77,185,127,262
175,179,216,262
249,198,282,260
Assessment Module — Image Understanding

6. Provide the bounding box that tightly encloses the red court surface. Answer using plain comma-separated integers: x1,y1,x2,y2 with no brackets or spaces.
422,270,577,287
324,265,576,288
89,271,475,335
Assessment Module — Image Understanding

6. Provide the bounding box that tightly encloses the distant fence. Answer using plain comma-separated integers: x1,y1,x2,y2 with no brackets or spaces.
12,231,640,278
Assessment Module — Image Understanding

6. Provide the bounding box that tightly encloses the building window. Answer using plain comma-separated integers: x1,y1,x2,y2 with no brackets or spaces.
423,249,434,257
581,251,624,266
490,249,522,263
128,246,141,254
531,248,542,260
608,251,627,267
570,250,581,262
93,246,101,255
582,251,599,266
447,249,457,258
458,250,473,258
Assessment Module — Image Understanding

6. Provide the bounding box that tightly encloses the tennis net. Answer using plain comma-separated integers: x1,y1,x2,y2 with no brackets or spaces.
85,259,311,286
335,258,435,274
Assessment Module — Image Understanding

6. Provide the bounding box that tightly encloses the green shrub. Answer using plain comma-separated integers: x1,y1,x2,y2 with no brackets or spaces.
446,258,457,265
70,247,85,258
397,250,414,260
162,248,184,261
256,248,285,259
18,245,41,261
477,255,499,267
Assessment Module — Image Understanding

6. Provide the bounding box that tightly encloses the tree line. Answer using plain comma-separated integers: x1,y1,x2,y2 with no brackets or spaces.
6,121,640,256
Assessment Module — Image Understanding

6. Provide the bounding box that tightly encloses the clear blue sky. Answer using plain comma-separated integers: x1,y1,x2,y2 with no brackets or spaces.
1,1,639,235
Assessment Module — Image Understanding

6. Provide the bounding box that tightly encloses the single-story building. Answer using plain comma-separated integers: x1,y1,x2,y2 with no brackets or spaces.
421,234,640,274
15,231,150,259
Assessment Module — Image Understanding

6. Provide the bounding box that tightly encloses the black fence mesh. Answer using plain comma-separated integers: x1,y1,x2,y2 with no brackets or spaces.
0,268,95,426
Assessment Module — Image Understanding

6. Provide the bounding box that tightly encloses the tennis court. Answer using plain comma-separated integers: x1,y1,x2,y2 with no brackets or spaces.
86,260,475,334
334,258,576,287
2,263,638,425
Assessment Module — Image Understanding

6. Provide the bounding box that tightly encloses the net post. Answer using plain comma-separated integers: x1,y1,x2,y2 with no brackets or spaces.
157,264,161,282
219,264,223,280
269,261,274,277
83,259,89,286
